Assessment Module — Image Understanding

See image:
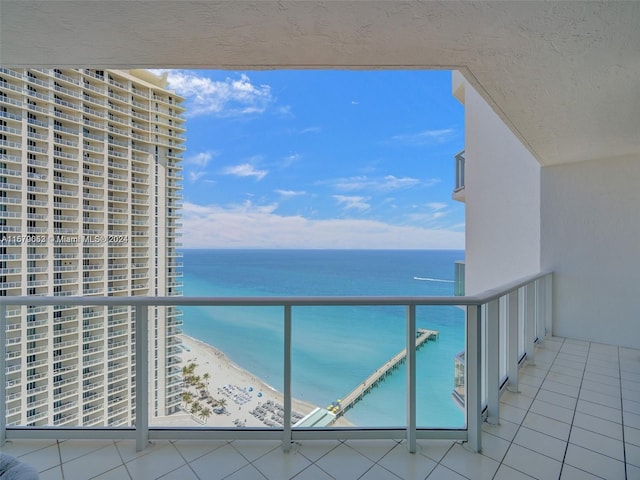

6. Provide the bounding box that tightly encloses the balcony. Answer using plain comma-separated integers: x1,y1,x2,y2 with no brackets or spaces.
452,150,465,202
1,271,638,479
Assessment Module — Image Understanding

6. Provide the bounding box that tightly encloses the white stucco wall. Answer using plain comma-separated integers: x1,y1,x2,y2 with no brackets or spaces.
541,156,640,349
463,79,541,295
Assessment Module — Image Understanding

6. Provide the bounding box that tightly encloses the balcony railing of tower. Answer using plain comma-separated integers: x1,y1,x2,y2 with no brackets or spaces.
0,271,551,455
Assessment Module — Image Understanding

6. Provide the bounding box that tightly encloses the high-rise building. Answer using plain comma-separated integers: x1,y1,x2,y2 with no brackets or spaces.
0,68,185,427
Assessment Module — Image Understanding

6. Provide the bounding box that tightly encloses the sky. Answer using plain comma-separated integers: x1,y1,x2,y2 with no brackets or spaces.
151,70,465,249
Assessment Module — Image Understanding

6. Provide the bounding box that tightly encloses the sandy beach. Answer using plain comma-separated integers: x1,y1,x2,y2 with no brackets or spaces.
152,335,326,428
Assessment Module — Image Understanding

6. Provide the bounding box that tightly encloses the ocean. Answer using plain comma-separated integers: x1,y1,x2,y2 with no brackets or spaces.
181,249,466,428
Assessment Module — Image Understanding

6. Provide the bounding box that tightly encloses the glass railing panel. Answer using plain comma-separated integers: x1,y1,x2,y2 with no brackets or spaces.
291,305,406,429
154,305,284,429
415,305,465,429
4,303,135,429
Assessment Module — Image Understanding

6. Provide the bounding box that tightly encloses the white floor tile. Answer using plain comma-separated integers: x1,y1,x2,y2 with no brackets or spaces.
579,388,622,409
189,444,250,480
529,399,575,424
224,463,267,480
626,442,640,467
377,443,436,480
156,464,200,480
359,464,403,480
291,440,340,463
18,444,61,473
624,398,640,415
625,411,640,430
414,440,455,463
540,379,580,398
582,371,621,388
479,432,510,462
493,464,535,480
581,378,621,397
628,464,640,480
291,464,335,480
564,443,626,480
314,443,375,479
622,379,640,394
125,443,186,480
622,371,640,383
38,466,65,480
482,418,519,442
503,444,562,480
0,440,59,458
343,440,398,462
546,372,582,388
62,444,124,480
252,448,312,480
535,389,578,410
559,464,603,480
499,403,528,424
424,464,467,480
513,426,567,461
569,426,624,461
626,426,640,447
500,391,534,411
172,439,228,462
90,465,132,480
549,364,583,378
576,399,622,424
585,364,620,378
440,443,499,480
572,411,623,440
230,440,281,462
522,411,571,441
59,439,112,464
519,373,544,389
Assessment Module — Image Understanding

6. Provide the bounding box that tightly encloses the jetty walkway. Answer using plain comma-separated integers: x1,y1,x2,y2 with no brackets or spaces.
328,328,439,417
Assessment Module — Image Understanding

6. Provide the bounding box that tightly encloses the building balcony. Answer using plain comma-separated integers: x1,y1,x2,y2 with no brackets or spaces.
452,150,465,203
1,271,638,479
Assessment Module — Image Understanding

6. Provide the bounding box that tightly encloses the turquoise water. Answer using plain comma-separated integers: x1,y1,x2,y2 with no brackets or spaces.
182,249,465,428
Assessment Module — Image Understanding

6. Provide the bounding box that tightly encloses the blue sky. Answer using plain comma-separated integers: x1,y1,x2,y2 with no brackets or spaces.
153,70,465,249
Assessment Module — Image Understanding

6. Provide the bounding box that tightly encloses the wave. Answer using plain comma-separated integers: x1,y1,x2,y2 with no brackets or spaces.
413,276,455,283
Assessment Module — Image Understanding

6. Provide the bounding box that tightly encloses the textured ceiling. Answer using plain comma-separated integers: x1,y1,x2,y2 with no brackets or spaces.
1,1,639,166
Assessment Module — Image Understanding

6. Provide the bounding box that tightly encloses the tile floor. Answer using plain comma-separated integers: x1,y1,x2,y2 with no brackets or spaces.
1,336,639,479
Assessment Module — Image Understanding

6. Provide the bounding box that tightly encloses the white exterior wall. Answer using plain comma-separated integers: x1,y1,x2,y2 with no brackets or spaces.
462,78,541,295
541,156,640,349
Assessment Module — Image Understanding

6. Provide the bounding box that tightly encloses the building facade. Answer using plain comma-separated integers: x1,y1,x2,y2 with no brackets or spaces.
0,68,185,426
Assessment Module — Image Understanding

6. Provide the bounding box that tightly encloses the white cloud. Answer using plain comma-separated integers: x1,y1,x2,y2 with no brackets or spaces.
154,70,274,117
223,163,268,181
333,195,371,211
299,126,322,134
427,202,448,211
391,128,456,145
186,151,215,168
181,201,464,249
282,153,302,166
327,175,432,192
189,171,206,182
276,189,306,198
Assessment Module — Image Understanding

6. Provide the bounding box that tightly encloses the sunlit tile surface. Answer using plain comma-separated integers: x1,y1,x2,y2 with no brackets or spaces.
2,336,638,479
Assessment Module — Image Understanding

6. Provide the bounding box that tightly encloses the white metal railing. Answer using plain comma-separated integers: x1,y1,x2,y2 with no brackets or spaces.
0,271,551,454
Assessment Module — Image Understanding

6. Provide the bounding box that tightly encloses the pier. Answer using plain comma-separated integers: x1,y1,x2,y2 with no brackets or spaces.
327,328,439,418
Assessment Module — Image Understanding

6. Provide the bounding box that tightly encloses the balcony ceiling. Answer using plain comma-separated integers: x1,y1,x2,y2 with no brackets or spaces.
1,1,639,166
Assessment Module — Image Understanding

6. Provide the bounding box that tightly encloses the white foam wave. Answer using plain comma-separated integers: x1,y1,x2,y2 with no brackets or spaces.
413,276,455,283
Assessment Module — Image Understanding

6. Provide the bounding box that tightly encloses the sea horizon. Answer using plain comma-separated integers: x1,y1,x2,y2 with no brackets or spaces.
180,248,466,428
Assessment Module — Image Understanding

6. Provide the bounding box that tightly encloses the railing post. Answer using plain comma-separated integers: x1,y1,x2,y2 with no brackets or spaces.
406,304,416,454
135,304,149,452
467,305,482,453
545,274,553,337
283,305,292,452
486,300,500,425
525,283,536,365
0,303,6,445
507,291,519,393
534,279,544,344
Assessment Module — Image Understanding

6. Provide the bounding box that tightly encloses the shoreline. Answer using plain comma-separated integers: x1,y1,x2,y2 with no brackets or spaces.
154,334,353,427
